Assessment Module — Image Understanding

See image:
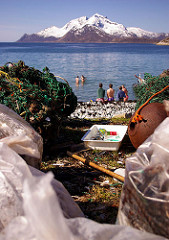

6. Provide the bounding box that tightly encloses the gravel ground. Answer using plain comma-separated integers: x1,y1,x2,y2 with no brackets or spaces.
69,101,136,119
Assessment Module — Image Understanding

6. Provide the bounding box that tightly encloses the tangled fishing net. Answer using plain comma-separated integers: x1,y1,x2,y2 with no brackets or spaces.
0,61,77,130
133,69,169,110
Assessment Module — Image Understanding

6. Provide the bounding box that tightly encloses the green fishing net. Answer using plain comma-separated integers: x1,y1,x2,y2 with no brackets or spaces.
133,71,169,110
0,60,77,127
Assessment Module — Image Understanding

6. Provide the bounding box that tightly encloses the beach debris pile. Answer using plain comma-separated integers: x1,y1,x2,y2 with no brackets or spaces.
0,103,168,239
1,143,165,239
0,61,77,130
69,101,136,119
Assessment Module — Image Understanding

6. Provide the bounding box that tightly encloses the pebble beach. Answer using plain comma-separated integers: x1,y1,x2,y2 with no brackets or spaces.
70,101,136,119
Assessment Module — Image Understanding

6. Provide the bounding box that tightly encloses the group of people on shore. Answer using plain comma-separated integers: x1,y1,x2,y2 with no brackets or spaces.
75,76,128,102
96,83,128,103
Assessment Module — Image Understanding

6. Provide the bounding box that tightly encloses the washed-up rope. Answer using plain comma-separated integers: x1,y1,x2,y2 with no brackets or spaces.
55,75,70,87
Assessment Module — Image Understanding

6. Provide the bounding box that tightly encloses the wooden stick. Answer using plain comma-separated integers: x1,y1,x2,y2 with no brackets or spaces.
67,151,124,183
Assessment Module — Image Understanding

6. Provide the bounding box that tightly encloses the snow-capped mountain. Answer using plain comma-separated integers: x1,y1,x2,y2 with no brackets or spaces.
17,13,169,43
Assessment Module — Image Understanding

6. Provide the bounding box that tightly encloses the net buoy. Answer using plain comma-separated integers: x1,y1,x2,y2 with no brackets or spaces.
128,102,167,149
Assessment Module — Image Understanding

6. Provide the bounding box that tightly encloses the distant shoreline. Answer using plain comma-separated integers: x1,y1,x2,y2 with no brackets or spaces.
15,41,159,44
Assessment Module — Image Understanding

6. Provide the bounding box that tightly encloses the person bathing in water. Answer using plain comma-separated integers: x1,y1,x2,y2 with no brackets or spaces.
81,75,86,83
75,76,79,85
107,83,115,101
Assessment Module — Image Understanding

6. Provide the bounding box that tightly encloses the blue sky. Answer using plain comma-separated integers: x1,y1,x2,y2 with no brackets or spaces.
1,0,169,42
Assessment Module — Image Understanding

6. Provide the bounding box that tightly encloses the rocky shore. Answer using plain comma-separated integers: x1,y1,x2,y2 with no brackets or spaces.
69,101,136,119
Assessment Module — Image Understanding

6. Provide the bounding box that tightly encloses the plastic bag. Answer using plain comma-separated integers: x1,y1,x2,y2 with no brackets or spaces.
29,166,85,219
0,142,31,231
0,104,43,168
118,117,169,238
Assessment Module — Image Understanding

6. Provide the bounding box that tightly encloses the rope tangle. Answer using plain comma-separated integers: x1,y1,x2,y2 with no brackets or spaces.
0,60,77,128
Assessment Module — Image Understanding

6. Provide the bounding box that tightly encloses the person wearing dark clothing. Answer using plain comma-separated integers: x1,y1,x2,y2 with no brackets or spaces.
122,84,129,102
96,83,105,102
117,86,126,101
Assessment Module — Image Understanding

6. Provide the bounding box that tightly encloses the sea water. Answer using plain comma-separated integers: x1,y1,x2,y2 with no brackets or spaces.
0,42,169,102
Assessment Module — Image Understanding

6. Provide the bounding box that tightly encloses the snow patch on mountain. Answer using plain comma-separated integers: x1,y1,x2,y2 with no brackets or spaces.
38,26,65,38
127,27,159,38
87,13,128,36
38,16,88,38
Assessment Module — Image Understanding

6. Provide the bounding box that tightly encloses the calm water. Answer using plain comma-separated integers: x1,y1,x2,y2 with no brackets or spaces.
0,42,169,102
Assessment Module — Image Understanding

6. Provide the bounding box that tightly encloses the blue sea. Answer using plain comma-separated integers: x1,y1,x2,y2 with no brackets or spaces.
0,42,169,102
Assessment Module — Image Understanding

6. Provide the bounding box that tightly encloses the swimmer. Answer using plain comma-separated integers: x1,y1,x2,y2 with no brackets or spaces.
81,75,86,83
75,76,79,85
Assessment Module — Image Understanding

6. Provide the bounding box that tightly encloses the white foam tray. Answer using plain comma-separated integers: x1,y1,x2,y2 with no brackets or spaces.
81,125,128,151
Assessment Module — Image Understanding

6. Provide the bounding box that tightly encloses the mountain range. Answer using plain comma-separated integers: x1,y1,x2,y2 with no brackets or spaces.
17,13,169,43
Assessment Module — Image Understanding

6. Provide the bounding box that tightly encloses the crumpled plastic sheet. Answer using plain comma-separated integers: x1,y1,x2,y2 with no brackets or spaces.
0,104,43,168
29,165,85,219
118,117,169,238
